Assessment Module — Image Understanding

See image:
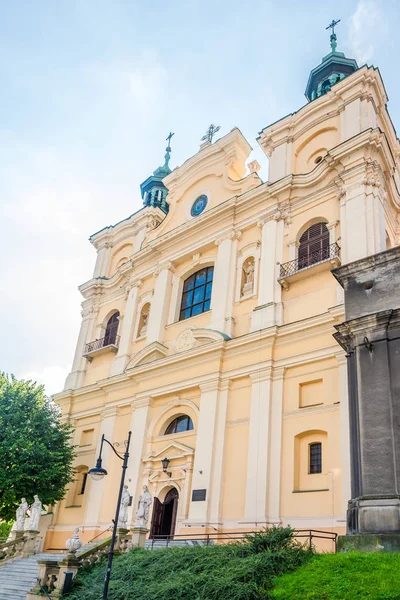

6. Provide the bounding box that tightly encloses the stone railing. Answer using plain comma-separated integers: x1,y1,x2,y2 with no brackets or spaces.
26,528,135,599
0,536,27,565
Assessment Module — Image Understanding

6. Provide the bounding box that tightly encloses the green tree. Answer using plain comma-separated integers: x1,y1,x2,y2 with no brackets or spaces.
0,373,75,521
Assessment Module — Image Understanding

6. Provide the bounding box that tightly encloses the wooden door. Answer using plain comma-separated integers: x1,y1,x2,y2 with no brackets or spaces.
149,497,163,539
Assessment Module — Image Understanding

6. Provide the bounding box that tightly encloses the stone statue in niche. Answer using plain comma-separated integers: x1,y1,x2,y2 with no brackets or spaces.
241,258,255,296
135,485,153,528
138,307,149,337
118,485,131,528
28,495,42,531
15,498,29,531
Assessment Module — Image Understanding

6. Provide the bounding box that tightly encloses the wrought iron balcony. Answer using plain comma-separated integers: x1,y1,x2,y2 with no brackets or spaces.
278,243,341,289
83,335,120,361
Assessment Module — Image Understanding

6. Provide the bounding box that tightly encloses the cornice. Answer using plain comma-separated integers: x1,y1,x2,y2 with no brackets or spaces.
90,207,165,250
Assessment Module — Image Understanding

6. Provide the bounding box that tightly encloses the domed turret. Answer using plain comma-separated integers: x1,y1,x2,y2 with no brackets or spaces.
305,19,358,102
140,133,174,214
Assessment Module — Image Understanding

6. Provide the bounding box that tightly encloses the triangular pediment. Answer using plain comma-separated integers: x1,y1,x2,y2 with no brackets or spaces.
126,341,169,369
144,442,194,463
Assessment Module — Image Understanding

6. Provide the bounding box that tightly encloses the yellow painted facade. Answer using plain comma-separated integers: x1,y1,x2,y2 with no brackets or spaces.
48,53,400,551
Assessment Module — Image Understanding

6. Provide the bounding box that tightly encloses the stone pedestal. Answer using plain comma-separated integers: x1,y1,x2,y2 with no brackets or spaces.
23,530,40,557
333,247,400,549
338,533,400,553
115,527,131,552
130,527,148,549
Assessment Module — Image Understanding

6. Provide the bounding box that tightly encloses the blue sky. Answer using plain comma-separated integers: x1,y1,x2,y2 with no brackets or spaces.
0,0,398,394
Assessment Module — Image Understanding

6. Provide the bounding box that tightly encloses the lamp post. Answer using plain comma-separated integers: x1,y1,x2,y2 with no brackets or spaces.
88,430,132,600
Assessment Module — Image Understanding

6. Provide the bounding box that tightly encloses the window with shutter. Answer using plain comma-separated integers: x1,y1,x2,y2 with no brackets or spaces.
298,223,329,269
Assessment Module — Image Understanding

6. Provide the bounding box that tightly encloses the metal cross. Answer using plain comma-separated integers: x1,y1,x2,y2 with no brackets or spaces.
201,124,221,144
166,132,174,149
326,18,341,35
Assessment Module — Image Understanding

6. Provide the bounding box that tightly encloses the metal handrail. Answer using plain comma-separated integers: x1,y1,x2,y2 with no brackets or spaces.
36,578,52,600
87,525,113,544
148,529,338,551
279,243,340,279
84,335,120,355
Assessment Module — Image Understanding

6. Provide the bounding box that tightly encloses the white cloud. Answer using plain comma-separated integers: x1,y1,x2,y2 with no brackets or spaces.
348,0,384,64
20,365,70,397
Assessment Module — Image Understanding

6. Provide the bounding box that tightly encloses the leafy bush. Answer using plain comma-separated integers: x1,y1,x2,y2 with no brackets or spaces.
0,521,12,541
271,552,400,600
65,527,312,600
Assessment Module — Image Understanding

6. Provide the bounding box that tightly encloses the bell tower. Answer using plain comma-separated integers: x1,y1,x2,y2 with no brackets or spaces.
140,133,174,214
305,19,358,101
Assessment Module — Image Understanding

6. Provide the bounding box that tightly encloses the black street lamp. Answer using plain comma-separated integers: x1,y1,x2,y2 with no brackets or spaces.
88,430,132,600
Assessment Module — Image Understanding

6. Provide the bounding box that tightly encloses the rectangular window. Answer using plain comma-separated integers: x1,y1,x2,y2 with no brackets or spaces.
79,472,88,495
309,442,322,474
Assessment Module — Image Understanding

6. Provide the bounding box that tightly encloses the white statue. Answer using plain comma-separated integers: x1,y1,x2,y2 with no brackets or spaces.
244,260,255,285
29,495,42,531
242,259,255,295
117,485,130,528
15,498,28,531
66,527,82,555
135,485,152,528
139,311,149,337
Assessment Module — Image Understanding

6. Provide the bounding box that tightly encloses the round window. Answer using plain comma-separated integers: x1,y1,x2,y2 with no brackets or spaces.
191,195,208,217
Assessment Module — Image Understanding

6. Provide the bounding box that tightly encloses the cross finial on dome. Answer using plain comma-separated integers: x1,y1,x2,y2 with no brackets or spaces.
326,18,341,53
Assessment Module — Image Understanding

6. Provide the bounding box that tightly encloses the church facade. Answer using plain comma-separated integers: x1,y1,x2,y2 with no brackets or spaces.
47,36,400,550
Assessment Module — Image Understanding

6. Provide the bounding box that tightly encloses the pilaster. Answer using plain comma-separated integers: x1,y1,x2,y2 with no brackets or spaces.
208,380,231,524
93,242,112,278
83,407,118,528
146,262,174,344
250,214,283,331
126,397,152,526
244,369,272,524
64,303,99,390
110,280,141,375
187,380,221,524
336,353,351,516
267,367,285,522
209,230,240,336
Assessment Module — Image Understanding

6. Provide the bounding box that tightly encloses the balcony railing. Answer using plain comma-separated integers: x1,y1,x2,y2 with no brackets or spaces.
279,242,341,279
83,335,120,358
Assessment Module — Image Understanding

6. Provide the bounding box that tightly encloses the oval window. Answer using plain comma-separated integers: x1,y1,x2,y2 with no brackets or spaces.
191,195,208,217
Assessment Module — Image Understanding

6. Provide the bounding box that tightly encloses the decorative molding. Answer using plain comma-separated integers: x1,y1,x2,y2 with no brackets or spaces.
215,229,242,246
153,261,175,277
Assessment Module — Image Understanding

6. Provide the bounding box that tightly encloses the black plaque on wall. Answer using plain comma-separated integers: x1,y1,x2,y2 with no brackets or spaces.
192,489,207,502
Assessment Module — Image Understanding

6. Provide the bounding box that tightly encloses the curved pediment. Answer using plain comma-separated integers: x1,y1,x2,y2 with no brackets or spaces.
174,327,230,352
125,341,169,370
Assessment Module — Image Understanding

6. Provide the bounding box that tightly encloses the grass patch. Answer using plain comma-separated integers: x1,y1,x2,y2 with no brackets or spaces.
64,527,312,600
271,552,400,600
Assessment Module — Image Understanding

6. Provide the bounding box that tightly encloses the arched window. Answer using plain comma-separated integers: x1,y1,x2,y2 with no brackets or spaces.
179,267,213,321
165,415,194,435
104,312,120,345
309,442,322,474
298,222,329,269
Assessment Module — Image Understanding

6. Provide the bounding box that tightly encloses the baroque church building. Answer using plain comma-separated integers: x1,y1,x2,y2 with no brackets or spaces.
47,34,400,550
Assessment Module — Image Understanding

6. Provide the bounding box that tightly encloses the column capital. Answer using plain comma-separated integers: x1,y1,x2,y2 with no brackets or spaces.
272,366,286,381
215,229,241,246
199,379,220,393
153,261,175,277
132,396,152,410
101,406,118,420
249,368,272,383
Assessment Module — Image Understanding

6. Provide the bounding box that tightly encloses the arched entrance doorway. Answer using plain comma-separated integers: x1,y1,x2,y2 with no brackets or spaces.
150,488,179,539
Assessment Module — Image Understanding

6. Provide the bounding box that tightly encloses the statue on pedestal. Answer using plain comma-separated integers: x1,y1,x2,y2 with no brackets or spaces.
135,485,152,528
29,495,42,531
117,485,130,528
16,498,28,531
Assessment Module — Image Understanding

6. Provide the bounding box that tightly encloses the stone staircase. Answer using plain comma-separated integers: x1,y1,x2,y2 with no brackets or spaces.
0,542,99,600
0,552,63,600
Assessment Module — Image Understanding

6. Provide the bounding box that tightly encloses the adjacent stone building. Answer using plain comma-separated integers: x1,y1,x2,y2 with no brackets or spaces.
46,33,400,550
